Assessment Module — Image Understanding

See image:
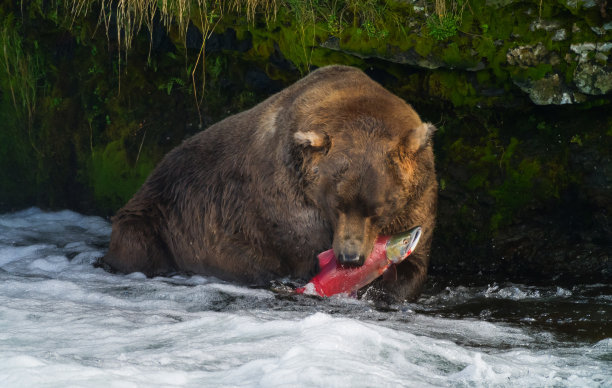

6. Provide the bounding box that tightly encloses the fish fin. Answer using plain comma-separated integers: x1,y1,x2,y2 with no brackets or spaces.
382,263,397,282
317,249,336,269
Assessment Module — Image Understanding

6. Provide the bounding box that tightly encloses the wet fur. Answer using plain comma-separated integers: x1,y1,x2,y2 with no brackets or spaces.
103,65,437,302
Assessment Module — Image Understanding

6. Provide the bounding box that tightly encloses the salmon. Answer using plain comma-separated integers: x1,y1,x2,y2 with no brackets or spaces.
296,227,422,297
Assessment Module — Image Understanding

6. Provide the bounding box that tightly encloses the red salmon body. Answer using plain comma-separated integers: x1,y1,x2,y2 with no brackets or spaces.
295,227,421,297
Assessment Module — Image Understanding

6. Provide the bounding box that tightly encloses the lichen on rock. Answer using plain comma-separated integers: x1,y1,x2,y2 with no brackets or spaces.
506,43,561,67
571,43,612,95
514,73,586,105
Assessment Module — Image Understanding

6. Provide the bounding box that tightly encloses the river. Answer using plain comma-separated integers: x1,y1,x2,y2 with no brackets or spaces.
0,208,610,387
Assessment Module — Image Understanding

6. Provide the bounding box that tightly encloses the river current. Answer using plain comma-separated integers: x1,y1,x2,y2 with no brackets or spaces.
0,208,610,387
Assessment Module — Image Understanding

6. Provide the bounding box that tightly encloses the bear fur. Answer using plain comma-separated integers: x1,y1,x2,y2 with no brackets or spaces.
102,65,437,302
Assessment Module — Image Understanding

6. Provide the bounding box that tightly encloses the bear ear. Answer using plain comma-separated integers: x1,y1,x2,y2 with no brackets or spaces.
402,122,436,153
294,131,329,150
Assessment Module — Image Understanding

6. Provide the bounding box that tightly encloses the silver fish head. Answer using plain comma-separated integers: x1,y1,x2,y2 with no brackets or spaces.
385,226,422,264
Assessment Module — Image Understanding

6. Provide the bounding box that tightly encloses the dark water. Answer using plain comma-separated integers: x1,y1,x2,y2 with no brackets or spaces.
0,208,610,387
416,282,611,345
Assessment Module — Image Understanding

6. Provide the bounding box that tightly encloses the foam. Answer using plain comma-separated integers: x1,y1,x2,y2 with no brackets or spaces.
0,208,610,387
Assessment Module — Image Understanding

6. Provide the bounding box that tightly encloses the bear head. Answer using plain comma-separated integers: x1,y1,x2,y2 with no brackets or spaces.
292,78,436,266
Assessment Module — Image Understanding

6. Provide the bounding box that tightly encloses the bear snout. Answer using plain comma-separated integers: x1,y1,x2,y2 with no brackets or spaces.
332,212,376,267
337,252,365,266
334,236,369,266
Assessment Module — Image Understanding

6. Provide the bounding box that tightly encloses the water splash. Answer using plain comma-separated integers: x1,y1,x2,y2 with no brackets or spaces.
0,208,610,387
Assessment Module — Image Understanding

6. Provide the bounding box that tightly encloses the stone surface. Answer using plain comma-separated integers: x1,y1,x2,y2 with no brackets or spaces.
552,29,567,41
506,43,560,67
574,62,612,95
514,74,586,105
320,37,445,69
571,42,612,95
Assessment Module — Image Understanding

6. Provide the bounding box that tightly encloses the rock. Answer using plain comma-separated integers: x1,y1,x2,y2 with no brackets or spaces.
591,26,608,36
530,19,560,32
574,62,612,95
552,29,568,41
320,37,445,69
570,42,598,56
563,0,598,9
244,68,283,93
570,42,612,95
206,28,252,53
514,73,586,104
506,43,560,67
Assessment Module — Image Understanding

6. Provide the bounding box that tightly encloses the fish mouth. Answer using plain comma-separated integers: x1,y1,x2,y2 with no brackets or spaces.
385,226,422,264
406,227,422,255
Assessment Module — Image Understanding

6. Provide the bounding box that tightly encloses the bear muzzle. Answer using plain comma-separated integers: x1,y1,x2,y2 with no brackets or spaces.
337,252,366,266
332,212,376,267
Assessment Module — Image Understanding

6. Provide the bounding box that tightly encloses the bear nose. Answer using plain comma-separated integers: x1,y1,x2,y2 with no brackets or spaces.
337,253,365,266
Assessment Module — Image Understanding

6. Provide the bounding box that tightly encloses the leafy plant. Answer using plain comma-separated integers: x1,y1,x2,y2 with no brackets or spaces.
426,14,460,41
325,13,343,35
361,20,389,39
426,0,466,41
158,77,186,95
208,56,225,80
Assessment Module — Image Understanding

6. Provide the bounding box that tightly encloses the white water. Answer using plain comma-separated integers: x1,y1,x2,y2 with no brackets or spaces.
0,208,610,387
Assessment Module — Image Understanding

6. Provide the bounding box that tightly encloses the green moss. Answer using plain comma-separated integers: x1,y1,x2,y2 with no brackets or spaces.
474,36,496,62
490,158,541,230
340,26,387,56
441,115,576,232
414,35,435,58
511,64,554,82
441,43,462,67
249,33,275,59
482,9,514,39
476,70,491,85
89,141,155,212
307,45,364,69
427,71,479,107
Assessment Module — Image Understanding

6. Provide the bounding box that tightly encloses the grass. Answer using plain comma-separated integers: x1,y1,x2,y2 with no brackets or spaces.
27,0,472,115
56,1,415,59
0,14,46,154
88,1,283,121
427,0,466,41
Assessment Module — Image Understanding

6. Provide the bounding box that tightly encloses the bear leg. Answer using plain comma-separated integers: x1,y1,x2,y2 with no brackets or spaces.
103,217,175,277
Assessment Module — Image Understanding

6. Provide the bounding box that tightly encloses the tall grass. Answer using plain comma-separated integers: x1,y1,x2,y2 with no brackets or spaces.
26,1,465,111
58,1,277,52
52,1,279,118
0,14,45,154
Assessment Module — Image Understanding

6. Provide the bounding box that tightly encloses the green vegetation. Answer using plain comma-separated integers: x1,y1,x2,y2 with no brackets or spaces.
426,0,466,40
426,14,460,41
0,0,610,246
1,14,46,153
89,141,155,211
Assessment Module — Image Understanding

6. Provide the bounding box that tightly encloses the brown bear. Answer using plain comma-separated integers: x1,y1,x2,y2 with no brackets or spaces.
102,65,437,302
